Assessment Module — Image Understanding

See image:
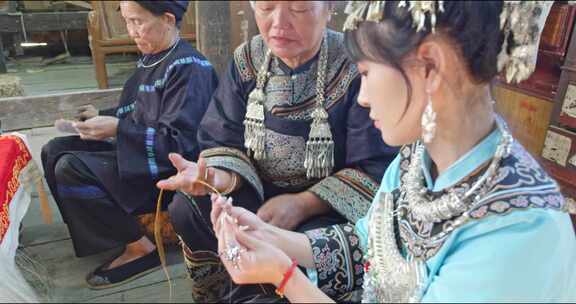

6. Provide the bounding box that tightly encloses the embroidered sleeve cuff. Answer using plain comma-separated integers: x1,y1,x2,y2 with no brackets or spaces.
309,168,379,223
200,147,264,201
305,223,364,301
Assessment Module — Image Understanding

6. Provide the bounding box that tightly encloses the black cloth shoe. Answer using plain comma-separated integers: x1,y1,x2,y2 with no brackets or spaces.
86,250,161,289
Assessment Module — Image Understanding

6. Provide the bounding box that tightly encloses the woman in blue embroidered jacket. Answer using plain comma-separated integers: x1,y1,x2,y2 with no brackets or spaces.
208,1,576,302
40,0,218,288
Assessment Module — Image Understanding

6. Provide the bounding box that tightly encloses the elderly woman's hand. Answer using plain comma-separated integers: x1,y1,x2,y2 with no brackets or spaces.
217,210,293,286
75,104,99,122
157,153,211,196
256,193,308,230
75,116,118,141
257,191,327,230
157,153,236,196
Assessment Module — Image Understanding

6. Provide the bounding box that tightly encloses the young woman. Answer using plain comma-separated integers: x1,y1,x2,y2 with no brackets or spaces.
209,1,576,302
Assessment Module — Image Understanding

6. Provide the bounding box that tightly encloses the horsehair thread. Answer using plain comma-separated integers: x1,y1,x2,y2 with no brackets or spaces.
13,249,52,302
154,179,222,302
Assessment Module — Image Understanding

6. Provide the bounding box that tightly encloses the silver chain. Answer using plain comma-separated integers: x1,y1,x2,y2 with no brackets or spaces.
404,116,514,223
315,34,328,109
255,49,272,90
139,35,181,68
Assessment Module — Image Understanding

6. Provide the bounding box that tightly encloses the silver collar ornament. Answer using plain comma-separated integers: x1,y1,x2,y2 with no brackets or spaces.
244,34,333,179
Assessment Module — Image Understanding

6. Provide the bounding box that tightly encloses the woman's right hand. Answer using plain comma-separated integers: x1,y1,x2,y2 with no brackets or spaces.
217,213,293,286
212,195,318,279
157,153,224,196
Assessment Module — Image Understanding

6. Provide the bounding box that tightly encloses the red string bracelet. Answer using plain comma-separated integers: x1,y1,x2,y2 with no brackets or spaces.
275,258,298,298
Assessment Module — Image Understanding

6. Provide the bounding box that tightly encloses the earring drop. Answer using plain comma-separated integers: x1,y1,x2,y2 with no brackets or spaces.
421,93,437,143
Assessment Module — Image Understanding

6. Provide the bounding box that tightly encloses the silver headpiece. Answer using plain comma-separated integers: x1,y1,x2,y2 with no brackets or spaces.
498,1,552,83
343,1,553,84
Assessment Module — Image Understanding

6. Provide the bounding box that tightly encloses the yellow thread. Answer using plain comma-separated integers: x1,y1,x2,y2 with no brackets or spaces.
154,189,173,303
155,178,221,302
194,179,222,196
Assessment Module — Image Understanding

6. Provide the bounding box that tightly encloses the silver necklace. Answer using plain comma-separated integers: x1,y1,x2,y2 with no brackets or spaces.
363,116,514,303
243,33,334,179
139,37,180,69
363,192,427,303
405,116,513,223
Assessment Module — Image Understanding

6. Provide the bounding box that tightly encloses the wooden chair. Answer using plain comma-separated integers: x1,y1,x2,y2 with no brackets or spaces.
87,1,196,89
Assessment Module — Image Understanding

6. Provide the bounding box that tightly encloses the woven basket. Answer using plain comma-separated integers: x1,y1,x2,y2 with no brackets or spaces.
137,211,179,246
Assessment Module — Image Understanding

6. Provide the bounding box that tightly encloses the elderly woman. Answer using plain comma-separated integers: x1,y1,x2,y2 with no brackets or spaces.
40,0,218,288
210,1,576,303
157,0,396,302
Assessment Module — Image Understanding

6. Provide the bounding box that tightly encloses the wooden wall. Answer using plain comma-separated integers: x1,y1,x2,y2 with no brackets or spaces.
492,85,555,157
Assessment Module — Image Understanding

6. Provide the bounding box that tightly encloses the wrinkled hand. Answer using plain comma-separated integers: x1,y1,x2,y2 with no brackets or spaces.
75,104,99,121
156,153,212,196
75,116,118,141
217,212,292,286
256,193,310,230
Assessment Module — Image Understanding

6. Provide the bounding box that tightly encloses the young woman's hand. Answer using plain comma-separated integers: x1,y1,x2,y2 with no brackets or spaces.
217,215,293,286
211,194,269,242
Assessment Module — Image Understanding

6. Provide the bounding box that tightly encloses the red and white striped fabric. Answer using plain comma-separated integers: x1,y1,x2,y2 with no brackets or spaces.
0,133,47,262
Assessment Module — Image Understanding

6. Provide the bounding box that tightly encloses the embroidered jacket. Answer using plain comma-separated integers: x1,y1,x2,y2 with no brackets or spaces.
306,127,576,302
197,30,397,222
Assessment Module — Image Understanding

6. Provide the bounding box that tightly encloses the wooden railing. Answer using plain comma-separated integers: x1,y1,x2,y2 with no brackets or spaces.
0,88,121,131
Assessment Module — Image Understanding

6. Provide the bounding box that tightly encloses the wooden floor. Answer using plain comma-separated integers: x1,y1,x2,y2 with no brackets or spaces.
18,224,192,303
15,127,194,302
4,56,197,302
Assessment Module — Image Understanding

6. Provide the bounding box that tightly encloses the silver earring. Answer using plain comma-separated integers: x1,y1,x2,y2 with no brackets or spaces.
421,93,437,143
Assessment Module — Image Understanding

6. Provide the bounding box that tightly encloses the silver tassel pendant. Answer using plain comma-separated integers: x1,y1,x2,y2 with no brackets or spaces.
304,108,334,179
362,192,427,303
244,89,266,160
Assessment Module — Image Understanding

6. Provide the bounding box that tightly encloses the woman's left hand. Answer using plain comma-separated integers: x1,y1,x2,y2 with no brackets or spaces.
75,116,119,141
217,217,293,286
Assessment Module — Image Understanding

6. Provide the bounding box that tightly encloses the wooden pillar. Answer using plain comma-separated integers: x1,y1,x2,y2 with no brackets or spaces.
195,1,348,77
12,34,23,57
229,1,258,51
0,0,18,74
196,1,231,76
0,35,6,74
